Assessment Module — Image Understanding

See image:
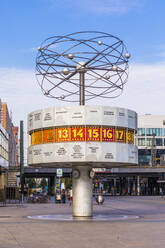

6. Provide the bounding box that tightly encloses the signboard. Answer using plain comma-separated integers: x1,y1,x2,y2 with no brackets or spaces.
30,126,135,145
55,127,70,142
102,127,114,142
86,126,101,141
28,106,137,133
116,128,126,143
57,168,63,177
43,129,54,143
28,141,138,165
127,130,134,144
71,126,86,141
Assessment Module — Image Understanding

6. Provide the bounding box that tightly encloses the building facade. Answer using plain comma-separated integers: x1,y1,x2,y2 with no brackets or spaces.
1,101,18,167
0,100,19,188
0,122,9,188
136,115,165,166
12,126,19,167
93,114,165,196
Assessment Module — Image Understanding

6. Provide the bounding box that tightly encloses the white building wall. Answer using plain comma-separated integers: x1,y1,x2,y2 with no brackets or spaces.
138,115,165,128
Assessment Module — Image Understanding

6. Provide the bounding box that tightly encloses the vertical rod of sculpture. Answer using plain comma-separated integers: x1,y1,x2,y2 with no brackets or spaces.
79,72,85,106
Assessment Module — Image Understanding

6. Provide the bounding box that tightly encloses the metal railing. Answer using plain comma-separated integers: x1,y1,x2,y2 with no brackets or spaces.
0,187,21,205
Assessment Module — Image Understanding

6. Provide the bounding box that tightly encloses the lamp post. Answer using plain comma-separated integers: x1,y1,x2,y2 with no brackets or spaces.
151,133,156,167
20,120,24,203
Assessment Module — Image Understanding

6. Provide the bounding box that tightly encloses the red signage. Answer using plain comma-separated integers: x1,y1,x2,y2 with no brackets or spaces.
30,126,135,145
116,128,126,142
71,126,86,141
86,126,101,141
55,127,70,142
102,127,115,142
43,129,54,143
127,130,134,144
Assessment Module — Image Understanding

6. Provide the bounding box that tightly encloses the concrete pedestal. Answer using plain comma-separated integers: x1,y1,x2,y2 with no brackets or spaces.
72,165,93,217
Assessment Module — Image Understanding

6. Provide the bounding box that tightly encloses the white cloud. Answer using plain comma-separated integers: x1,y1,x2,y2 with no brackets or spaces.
105,62,165,115
0,67,59,127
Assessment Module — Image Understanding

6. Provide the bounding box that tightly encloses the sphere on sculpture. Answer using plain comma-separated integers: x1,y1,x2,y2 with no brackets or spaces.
105,75,110,80
125,53,131,59
98,40,102,45
112,65,117,71
60,95,65,99
67,53,74,59
44,90,49,95
62,68,69,75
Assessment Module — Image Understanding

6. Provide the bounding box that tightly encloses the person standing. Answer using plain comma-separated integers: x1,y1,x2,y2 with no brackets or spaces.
160,187,163,197
69,188,72,206
61,189,66,203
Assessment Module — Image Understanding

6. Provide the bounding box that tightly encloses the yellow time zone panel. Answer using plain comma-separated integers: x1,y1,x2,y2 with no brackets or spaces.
30,126,135,145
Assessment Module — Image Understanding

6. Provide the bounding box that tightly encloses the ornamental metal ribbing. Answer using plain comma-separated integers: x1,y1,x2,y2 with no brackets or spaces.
36,31,130,105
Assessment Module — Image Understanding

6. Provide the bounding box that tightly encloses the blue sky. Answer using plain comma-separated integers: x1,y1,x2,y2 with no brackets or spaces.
0,0,165,127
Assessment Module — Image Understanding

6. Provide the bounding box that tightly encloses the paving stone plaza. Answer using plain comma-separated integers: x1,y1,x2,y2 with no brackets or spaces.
0,196,165,248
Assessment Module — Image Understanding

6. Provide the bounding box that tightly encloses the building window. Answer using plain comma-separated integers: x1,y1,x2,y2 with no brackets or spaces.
156,128,162,136
137,128,145,136
156,138,162,146
146,128,151,136
138,138,145,146
139,155,151,164
146,138,152,146
146,128,162,136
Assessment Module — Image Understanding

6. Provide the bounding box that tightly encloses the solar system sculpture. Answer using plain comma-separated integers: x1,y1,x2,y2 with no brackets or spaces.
27,31,138,217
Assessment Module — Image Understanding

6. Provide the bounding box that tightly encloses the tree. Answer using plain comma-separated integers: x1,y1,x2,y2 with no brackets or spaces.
28,178,37,189
40,178,47,189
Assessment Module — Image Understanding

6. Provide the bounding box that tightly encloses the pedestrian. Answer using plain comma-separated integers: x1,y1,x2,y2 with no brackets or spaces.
69,188,72,206
61,189,66,203
160,187,163,198
55,189,61,203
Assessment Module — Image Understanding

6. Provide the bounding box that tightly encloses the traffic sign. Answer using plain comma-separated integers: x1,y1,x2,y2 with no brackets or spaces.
57,168,63,177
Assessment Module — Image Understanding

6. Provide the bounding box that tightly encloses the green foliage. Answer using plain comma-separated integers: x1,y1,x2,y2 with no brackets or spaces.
40,178,47,189
65,178,72,189
28,178,37,189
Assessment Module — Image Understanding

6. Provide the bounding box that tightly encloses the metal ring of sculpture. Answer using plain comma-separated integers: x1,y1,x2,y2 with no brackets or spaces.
36,31,130,103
